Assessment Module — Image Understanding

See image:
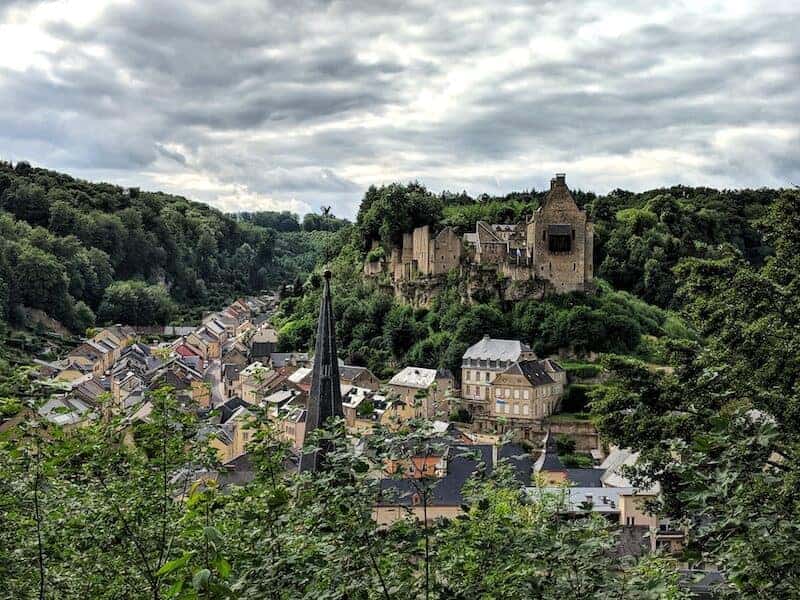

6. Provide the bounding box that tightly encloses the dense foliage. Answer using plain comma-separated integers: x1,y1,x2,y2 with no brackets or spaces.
355,182,776,309
0,392,688,599
276,183,701,379
0,161,347,333
592,189,800,598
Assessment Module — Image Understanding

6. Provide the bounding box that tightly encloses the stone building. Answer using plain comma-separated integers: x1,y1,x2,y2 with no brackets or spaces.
485,358,566,433
527,173,594,292
464,222,528,265
389,225,462,281
387,366,453,420
370,173,594,305
461,336,536,417
460,336,567,439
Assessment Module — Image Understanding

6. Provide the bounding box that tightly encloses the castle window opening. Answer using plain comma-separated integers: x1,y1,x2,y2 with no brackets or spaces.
548,224,572,253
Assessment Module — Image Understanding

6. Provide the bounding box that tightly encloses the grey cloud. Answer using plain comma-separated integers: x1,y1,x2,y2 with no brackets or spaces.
0,0,798,217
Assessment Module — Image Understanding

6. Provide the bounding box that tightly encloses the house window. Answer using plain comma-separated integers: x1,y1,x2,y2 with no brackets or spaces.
523,405,529,416
466,371,471,381
505,388,510,398
523,390,529,400
485,372,489,382
513,389,519,399
513,404,519,415
495,402,503,413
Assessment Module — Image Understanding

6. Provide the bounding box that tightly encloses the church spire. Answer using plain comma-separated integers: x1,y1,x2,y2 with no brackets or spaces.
299,269,343,472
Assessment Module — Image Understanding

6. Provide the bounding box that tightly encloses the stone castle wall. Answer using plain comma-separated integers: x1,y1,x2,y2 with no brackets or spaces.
372,173,594,304
528,174,593,293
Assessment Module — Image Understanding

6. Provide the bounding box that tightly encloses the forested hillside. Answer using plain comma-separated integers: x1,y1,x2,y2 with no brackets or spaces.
274,180,782,380
0,161,346,333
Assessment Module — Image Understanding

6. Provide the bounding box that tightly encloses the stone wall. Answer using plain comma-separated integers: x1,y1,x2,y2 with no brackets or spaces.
528,174,592,292
430,227,462,275
394,277,448,308
471,416,600,451
412,226,432,275
373,173,595,304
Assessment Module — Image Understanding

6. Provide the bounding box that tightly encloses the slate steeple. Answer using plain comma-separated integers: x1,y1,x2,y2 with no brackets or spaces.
299,269,344,472
534,427,565,473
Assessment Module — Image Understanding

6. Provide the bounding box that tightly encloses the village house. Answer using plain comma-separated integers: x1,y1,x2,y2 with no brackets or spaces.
52,356,94,382
249,327,278,362
111,371,145,411
208,404,256,463
342,387,421,433
485,358,566,435
172,337,203,361
36,395,95,429
339,365,381,391
147,359,210,407
265,388,308,450
237,361,288,404
528,439,684,556
71,376,108,405
205,311,239,338
67,325,135,377
374,439,532,524
342,386,379,430
222,364,243,400
387,366,454,421
222,342,249,368
461,336,536,415
269,352,311,369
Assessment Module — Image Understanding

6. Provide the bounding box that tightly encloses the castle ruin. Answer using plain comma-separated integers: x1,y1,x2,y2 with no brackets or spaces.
365,174,594,304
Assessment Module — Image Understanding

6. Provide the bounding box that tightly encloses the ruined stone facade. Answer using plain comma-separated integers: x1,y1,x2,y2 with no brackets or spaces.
389,225,461,282
365,174,594,305
527,173,594,293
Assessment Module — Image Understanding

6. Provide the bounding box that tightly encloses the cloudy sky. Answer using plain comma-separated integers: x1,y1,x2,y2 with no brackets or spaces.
0,1,798,217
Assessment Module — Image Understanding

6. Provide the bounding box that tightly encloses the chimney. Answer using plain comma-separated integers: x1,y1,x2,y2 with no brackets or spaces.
548,172,565,188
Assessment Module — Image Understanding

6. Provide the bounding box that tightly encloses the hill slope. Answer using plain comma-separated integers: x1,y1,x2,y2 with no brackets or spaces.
274,180,785,382
0,160,347,333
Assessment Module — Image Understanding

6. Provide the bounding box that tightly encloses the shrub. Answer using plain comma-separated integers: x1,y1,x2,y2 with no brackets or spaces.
561,384,596,413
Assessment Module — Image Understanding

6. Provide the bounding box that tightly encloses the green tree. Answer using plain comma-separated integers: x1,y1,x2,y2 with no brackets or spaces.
98,280,175,325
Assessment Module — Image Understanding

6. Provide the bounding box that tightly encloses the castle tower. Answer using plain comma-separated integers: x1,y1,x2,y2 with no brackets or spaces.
298,269,344,472
527,173,594,293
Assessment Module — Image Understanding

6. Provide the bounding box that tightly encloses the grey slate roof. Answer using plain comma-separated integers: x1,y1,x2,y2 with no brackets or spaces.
509,360,556,387
299,271,343,473
565,468,605,487
534,429,565,472
463,335,531,363
340,365,369,381
270,352,310,368
223,364,242,383
378,443,532,507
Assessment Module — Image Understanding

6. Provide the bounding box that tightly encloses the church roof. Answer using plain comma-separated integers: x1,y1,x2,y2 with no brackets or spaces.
299,270,344,472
